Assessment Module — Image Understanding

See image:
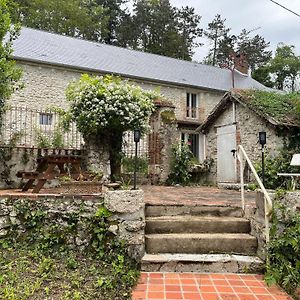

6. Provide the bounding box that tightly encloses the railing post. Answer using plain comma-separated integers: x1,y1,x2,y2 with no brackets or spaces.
239,151,245,213
264,196,270,243
238,145,272,246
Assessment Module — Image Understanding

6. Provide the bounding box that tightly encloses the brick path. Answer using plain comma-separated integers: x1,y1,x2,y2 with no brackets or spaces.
132,272,292,300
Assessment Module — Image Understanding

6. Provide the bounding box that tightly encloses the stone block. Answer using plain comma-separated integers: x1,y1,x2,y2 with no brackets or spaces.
104,190,144,213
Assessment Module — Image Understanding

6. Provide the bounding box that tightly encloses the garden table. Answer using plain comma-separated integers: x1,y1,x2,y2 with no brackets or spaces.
17,154,82,193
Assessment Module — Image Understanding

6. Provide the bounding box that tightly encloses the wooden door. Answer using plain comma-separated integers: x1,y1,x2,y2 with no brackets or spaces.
217,125,237,182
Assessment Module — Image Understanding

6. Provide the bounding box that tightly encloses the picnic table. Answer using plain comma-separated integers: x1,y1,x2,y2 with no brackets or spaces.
17,154,82,193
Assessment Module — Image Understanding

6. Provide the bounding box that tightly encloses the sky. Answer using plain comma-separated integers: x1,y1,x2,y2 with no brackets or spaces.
169,0,300,61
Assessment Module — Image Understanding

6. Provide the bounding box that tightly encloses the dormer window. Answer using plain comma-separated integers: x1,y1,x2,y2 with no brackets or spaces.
186,92,198,118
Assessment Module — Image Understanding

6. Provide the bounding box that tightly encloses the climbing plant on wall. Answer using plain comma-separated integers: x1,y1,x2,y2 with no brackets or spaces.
0,0,22,130
66,74,157,179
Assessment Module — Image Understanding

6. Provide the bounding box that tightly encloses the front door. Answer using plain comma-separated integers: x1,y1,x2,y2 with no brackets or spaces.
217,124,237,182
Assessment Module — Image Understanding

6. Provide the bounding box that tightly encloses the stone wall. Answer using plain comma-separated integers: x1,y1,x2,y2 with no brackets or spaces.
205,102,284,184
148,104,179,184
11,62,223,122
0,190,145,260
246,191,300,260
0,147,41,189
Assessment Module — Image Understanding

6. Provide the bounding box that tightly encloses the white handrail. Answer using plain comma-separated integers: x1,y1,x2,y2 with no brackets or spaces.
237,145,273,243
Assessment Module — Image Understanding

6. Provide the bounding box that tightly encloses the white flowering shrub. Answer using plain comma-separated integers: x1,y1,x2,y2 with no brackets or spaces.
66,74,158,179
66,74,157,136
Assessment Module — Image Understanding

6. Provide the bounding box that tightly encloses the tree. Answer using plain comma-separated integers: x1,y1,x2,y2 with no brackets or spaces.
95,0,129,45
252,66,274,88
13,0,109,42
237,29,272,71
66,74,157,179
128,0,202,61
268,43,300,91
0,0,22,125
204,14,230,66
204,15,271,73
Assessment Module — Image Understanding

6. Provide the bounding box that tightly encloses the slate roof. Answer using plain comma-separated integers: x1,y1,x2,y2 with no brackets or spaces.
13,27,268,92
198,90,300,133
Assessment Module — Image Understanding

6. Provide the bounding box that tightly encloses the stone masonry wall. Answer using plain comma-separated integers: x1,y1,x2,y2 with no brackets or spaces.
205,102,284,184
10,62,224,121
0,190,145,260
247,191,300,260
0,147,43,189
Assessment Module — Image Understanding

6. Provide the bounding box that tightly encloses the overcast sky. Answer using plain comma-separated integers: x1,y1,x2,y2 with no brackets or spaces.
169,0,300,61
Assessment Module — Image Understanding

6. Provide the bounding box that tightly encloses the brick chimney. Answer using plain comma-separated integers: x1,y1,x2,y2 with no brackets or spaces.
234,52,249,75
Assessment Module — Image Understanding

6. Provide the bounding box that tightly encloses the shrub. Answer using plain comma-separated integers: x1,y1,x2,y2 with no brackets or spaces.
167,142,193,186
265,193,300,298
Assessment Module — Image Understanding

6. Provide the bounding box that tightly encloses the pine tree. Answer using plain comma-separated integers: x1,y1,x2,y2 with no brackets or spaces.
204,14,230,66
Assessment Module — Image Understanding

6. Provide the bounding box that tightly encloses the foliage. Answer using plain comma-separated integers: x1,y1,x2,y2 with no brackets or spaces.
123,0,202,61
122,156,148,175
268,44,300,92
204,15,271,72
241,90,300,125
66,74,156,136
35,126,65,148
167,142,193,186
0,201,139,299
14,0,201,61
0,0,22,128
13,0,109,42
160,110,176,124
96,0,129,45
255,151,296,190
265,194,300,297
254,129,300,190
203,14,230,66
65,74,157,179
252,66,275,88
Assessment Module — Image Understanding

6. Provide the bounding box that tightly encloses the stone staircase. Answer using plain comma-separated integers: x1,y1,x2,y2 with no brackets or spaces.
141,204,264,273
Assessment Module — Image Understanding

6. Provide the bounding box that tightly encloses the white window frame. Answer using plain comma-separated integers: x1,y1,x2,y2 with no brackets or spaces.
186,92,199,119
181,131,205,162
39,113,53,126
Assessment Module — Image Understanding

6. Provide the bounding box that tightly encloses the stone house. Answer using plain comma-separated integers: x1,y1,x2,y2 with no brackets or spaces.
4,27,271,182
197,90,300,184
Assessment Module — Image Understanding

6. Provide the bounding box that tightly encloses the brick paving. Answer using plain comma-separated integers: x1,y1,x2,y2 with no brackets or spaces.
132,272,292,300
141,185,256,207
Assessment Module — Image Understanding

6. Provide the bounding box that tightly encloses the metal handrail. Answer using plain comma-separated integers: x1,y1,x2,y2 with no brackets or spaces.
237,145,273,243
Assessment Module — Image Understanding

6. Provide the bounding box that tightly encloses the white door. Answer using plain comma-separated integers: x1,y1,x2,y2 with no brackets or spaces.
217,124,237,182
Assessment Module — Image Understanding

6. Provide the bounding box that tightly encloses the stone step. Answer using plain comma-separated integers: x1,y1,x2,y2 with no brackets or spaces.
141,253,265,274
145,205,243,218
146,216,250,234
145,233,257,255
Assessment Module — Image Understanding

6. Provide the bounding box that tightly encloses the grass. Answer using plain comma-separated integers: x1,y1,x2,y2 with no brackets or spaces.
0,241,139,300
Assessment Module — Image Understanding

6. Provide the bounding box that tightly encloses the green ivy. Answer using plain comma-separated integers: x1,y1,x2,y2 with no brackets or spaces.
265,191,300,298
0,200,139,299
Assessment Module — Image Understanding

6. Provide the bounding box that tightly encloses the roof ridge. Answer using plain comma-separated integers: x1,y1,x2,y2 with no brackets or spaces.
21,26,232,74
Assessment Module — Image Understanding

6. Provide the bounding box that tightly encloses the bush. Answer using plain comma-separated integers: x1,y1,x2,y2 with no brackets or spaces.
265,193,300,298
167,142,193,186
122,156,148,175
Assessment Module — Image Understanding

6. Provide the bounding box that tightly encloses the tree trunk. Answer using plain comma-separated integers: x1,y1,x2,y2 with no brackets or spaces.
109,130,123,181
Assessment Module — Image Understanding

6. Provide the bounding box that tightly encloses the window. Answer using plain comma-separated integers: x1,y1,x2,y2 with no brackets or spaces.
181,132,205,161
39,113,53,125
186,93,198,118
